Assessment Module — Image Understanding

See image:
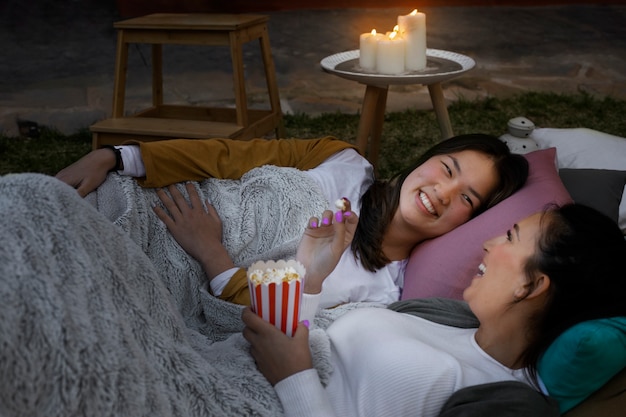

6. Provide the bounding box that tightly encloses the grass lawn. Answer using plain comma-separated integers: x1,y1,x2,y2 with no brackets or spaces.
1,91,624,179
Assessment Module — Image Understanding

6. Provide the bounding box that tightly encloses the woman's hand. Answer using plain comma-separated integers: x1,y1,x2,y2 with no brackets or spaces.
55,148,117,197
153,183,235,279
242,307,313,385
296,200,359,294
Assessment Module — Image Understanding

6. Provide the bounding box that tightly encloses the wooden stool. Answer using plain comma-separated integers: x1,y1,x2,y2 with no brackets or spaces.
91,13,285,149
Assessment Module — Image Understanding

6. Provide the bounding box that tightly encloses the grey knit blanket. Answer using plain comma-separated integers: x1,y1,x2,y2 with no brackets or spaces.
0,172,359,417
85,166,329,329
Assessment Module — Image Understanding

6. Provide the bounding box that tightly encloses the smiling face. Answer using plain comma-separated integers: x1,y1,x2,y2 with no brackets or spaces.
396,150,500,241
463,213,544,321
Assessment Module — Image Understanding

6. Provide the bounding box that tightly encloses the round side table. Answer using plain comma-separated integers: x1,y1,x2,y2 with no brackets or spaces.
321,49,475,167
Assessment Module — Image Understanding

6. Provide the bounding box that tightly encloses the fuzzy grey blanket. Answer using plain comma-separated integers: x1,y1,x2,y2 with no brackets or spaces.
0,173,363,417
84,166,329,327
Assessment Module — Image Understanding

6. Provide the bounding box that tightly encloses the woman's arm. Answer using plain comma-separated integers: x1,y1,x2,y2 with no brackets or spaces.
56,136,357,196
55,147,119,197
296,205,357,295
151,184,357,304
242,307,313,384
135,136,357,187
240,205,359,415
274,369,336,417
152,183,235,280
242,308,337,417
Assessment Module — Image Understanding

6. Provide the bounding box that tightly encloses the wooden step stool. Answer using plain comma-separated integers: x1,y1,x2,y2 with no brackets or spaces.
91,13,285,149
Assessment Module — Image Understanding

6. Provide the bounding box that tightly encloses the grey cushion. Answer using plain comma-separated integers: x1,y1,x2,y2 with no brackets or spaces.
559,169,626,223
439,381,560,417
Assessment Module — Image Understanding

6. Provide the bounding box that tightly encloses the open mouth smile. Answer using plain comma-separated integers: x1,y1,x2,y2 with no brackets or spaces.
419,191,437,216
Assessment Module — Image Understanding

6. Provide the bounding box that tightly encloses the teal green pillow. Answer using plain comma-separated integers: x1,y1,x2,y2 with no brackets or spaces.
538,317,626,413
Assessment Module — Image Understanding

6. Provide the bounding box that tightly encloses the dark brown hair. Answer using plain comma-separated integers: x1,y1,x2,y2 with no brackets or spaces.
518,204,626,385
352,133,529,271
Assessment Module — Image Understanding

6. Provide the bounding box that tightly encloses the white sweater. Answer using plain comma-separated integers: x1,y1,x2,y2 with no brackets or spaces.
277,306,531,417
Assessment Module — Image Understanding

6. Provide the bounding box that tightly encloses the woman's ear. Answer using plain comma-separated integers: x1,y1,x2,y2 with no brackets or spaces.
513,274,551,301
525,274,551,300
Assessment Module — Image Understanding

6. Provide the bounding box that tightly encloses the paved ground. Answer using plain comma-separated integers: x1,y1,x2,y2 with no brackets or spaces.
1,2,625,136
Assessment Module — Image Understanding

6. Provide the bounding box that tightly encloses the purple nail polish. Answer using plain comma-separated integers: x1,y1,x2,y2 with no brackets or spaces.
335,211,343,222
322,217,330,226
302,320,310,328
311,220,318,228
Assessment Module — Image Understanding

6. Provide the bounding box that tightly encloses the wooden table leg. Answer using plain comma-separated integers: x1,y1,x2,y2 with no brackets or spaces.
230,31,248,128
367,87,388,168
112,30,128,118
356,84,389,167
152,44,163,108
427,82,454,139
259,27,285,138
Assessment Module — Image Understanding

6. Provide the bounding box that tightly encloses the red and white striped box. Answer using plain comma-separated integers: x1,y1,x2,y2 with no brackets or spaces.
247,260,305,337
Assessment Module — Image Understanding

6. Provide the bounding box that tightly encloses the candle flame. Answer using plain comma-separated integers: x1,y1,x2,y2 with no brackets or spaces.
393,24,399,32
389,31,397,40
371,29,377,35
411,9,418,15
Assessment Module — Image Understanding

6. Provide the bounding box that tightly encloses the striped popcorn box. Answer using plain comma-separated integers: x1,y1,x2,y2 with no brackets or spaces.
247,260,306,337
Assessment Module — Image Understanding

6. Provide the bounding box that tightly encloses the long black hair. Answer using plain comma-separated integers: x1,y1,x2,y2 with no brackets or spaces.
352,133,529,271
518,204,626,383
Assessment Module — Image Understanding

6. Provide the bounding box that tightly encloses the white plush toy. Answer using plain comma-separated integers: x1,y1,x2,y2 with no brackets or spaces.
499,116,540,154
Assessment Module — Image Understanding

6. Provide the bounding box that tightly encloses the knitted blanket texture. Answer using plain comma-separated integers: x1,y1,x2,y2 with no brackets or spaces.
0,171,351,417
85,165,329,327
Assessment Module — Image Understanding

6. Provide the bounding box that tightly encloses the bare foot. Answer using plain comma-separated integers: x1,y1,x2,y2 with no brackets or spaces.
296,202,358,294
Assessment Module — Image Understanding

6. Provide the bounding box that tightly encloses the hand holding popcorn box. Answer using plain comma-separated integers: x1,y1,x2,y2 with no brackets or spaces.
247,260,306,336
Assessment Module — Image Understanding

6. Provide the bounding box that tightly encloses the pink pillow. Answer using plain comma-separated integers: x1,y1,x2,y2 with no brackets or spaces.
401,147,573,301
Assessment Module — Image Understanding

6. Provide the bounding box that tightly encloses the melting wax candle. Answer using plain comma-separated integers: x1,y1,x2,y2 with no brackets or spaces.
375,30,405,75
398,9,427,71
359,29,383,70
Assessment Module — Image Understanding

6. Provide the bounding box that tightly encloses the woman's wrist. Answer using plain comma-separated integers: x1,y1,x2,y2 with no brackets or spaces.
304,281,322,294
100,145,123,172
199,243,236,281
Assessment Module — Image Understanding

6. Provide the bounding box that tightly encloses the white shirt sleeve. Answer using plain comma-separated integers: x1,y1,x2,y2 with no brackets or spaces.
117,145,146,177
274,369,336,417
299,292,322,324
208,267,240,296
304,148,374,215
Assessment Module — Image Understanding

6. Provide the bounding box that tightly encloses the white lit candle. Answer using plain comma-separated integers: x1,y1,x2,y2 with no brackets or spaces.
398,9,427,71
375,30,405,75
359,29,383,70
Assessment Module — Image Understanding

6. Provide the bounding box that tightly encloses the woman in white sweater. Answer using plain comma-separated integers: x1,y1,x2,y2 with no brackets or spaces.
57,135,528,310
242,203,626,417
